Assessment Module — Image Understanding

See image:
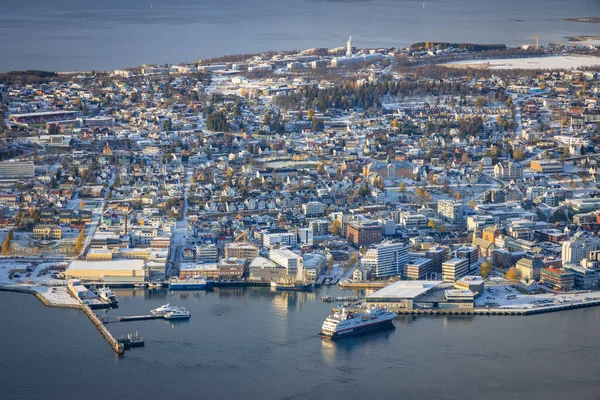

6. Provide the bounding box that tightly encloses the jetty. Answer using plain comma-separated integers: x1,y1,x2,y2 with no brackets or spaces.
81,305,124,354
117,314,164,322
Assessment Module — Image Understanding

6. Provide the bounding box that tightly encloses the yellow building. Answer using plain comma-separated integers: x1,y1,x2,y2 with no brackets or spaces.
118,248,152,260
86,248,113,261
65,260,145,283
33,225,62,240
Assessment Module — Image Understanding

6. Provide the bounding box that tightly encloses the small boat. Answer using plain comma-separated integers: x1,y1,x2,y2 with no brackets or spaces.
148,281,163,288
272,281,314,292
134,282,148,288
163,307,191,320
97,286,119,305
117,331,145,348
151,303,179,316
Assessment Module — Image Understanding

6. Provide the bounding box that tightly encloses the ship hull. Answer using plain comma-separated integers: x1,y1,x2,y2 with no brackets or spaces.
319,319,395,340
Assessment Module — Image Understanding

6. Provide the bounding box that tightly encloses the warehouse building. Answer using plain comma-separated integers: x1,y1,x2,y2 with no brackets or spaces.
65,260,145,284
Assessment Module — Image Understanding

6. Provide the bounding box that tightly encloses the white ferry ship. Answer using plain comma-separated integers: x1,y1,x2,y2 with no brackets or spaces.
163,307,191,320
319,307,396,339
169,276,212,290
151,303,179,316
97,286,118,305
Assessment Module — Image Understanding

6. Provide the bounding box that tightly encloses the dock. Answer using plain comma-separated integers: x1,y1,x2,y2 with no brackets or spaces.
338,281,389,289
117,314,163,322
81,305,124,354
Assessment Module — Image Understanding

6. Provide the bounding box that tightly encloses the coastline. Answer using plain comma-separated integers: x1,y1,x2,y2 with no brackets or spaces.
0,284,81,309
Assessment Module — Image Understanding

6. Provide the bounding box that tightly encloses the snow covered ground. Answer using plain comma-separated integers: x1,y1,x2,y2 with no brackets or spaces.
0,259,79,307
445,55,600,70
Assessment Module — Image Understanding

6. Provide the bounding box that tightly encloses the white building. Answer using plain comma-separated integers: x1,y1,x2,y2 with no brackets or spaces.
562,237,600,265
196,244,218,264
438,200,463,224
263,232,297,249
269,248,303,280
363,241,410,278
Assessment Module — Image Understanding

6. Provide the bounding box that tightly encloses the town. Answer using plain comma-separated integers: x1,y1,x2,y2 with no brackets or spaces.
1,38,600,330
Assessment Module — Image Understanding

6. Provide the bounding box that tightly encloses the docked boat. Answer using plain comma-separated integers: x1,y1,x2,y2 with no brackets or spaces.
169,276,212,290
117,332,145,349
163,307,191,320
319,307,396,339
134,282,148,288
151,303,179,316
148,281,163,288
271,281,314,292
97,286,118,305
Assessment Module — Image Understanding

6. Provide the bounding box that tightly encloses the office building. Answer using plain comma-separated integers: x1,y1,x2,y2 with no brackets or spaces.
362,241,410,278
442,258,470,282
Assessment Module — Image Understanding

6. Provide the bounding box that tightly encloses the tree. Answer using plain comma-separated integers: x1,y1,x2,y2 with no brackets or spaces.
513,147,524,161
399,182,407,193
312,118,324,132
2,229,13,255
480,261,493,279
329,218,342,236
506,266,520,281
74,228,85,254
348,254,357,268
307,109,314,121
427,220,437,230
327,257,335,270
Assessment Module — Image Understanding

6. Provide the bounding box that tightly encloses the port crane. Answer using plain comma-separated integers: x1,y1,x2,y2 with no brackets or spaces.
527,35,542,49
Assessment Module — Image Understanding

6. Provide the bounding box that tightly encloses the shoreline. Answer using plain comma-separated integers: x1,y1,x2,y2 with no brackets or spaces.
0,284,81,309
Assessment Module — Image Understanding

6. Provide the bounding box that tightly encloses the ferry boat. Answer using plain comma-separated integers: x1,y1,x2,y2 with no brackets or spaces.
318,307,396,339
163,307,191,320
97,286,119,305
169,277,213,290
151,303,179,316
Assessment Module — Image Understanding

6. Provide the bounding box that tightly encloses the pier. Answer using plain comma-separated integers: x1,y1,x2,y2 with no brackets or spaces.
334,298,600,317
81,304,124,354
117,314,163,322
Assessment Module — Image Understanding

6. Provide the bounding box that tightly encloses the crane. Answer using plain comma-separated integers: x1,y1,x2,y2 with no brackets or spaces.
527,35,542,50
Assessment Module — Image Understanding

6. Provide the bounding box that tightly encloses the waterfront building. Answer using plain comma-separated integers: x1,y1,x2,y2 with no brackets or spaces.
269,248,303,278
540,267,575,292
65,260,145,284
248,257,287,281
217,258,248,279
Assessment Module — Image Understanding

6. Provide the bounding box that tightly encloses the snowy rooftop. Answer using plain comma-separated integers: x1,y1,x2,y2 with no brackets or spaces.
366,280,443,300
68,260,144,271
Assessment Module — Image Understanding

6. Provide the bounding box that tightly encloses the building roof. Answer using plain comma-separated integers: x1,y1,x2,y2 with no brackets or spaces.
366,280,443,301
68,259,144,271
